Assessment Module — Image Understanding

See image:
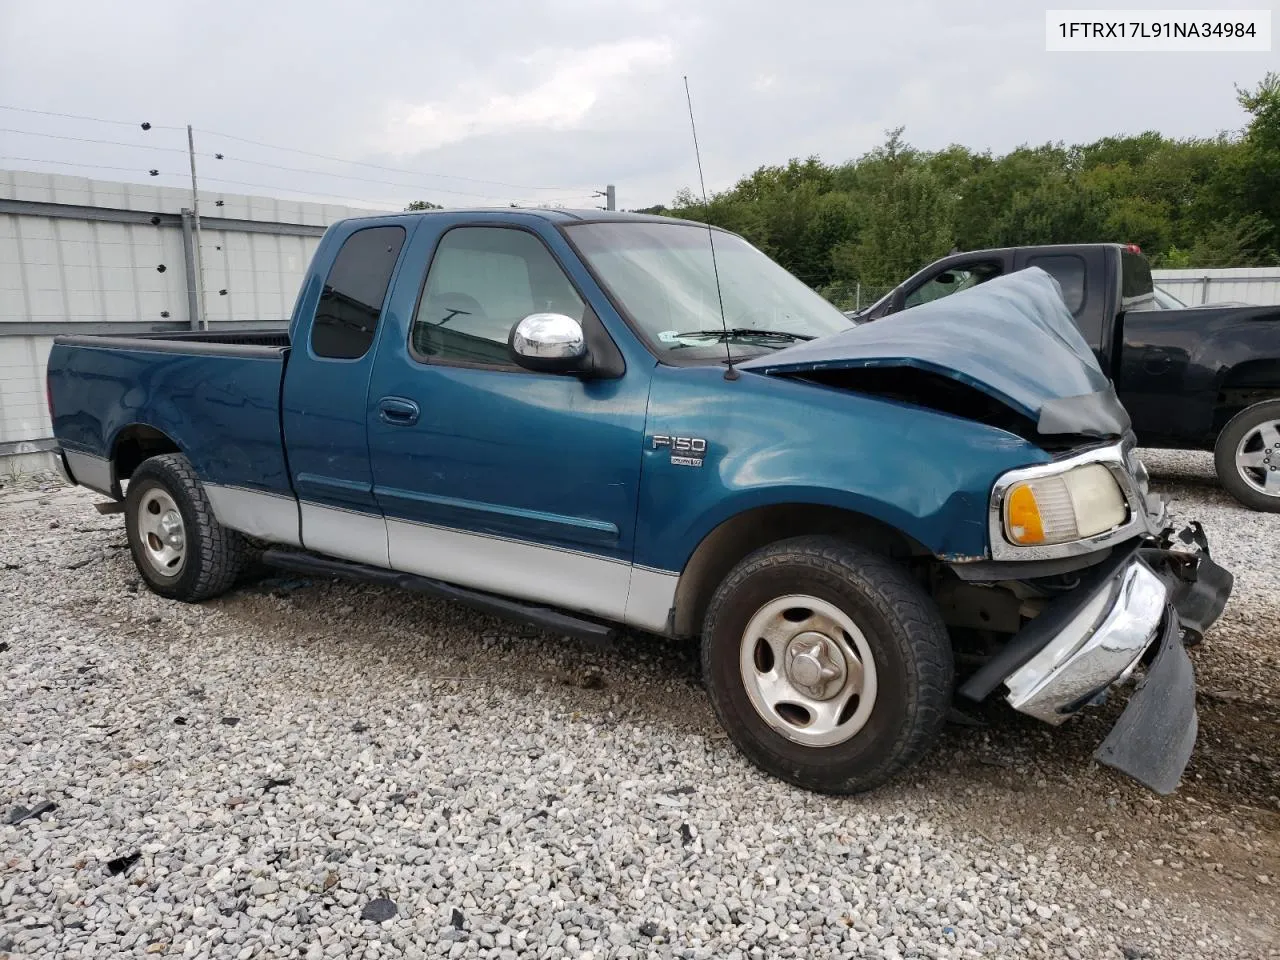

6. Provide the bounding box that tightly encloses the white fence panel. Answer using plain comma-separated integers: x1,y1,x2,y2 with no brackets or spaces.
0,170,388,472
0,336,54,459
1152,268,1280,307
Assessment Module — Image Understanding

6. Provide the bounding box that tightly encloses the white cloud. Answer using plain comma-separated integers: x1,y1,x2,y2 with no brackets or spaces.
984,68,1041,107
380,37,674,155
0,0,1260,209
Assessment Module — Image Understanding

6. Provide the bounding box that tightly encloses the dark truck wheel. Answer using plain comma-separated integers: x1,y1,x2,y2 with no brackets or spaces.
124,453,245,601
701,536,954,794
1215,400,1280,512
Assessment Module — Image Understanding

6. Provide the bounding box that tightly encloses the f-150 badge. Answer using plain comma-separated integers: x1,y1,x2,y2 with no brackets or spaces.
652,435,706,467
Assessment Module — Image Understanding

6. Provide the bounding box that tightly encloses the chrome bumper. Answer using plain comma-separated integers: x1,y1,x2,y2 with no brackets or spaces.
959,524,1233,794
1003,560,1167,724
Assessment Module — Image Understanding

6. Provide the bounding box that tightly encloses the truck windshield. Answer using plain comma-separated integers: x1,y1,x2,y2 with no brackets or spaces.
565,221,852,360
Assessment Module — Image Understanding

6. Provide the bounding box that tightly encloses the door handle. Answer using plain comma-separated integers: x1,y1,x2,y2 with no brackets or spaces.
378,396,420,426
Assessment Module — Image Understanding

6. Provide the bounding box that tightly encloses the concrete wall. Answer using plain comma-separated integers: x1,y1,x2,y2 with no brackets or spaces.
0,335,54,460
0,169,389,473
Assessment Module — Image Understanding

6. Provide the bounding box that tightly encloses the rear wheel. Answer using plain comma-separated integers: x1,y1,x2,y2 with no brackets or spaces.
1214,400,1280,512
701,536,954,794
124,453,245,601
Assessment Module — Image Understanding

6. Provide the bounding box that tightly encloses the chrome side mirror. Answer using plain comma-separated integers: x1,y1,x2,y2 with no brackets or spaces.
508,313,589,373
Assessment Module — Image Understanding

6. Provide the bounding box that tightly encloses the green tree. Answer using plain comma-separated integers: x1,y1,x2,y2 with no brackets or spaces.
649,72,1280,295
1185,214,1275,267
1232,72,1280,255
841,167,955,288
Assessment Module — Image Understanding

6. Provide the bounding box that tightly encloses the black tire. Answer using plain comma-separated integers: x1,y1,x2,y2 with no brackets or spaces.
701,536,953,794
1214,400,1280,512
124,453,245,601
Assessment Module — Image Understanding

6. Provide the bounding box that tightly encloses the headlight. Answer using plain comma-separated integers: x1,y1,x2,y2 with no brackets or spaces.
1003,463,1128,546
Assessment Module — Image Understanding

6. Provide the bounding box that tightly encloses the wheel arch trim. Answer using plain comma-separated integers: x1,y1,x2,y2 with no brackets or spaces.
669,501,930,637
107,422,186,498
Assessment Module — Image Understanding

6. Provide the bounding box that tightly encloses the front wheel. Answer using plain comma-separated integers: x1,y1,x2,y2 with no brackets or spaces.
1214,400,1280,512
124,453,245,601
701,536,954,794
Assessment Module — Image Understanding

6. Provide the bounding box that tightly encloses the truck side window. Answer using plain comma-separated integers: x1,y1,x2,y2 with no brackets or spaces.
411,227,586,367
311,226,407,360
1025,254,1086,315
903,261,1002,309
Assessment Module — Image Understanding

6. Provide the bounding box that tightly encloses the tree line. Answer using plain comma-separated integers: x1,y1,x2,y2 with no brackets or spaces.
635,73,1280,308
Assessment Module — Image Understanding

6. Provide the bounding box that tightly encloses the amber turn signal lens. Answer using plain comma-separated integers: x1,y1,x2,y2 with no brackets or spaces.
1006,484,1045,545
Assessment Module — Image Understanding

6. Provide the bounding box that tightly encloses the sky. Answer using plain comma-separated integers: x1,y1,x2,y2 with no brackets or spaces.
0,0,1272,213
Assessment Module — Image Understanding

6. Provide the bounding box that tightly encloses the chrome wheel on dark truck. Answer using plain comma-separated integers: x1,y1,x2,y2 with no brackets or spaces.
701,536,954,795
1215,400,1280,512
125,454,246,601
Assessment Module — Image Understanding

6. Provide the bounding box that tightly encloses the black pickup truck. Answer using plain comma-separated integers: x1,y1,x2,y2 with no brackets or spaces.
855,243,1280,511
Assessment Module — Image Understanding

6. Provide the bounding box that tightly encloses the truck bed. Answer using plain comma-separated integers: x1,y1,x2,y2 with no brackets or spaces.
47,328,293,500
54,326,291,356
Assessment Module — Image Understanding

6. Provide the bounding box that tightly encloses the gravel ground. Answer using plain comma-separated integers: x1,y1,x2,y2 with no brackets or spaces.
1,451,1277,960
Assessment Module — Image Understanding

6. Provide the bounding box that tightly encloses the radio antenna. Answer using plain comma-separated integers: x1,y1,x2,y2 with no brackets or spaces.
682,75,737,381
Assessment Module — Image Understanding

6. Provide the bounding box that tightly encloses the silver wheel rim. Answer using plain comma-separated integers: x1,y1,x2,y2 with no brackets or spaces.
1234,419,1280,497
136,488,187,578
738,594,879,747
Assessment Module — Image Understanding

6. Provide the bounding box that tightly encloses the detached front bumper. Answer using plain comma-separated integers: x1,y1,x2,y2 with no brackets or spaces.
959,524,1233,794
1002,559,1167,725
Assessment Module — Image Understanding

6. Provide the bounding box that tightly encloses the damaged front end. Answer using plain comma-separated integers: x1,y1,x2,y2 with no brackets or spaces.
956,521,1231,794
738,267,1133,441
738,268,1233,793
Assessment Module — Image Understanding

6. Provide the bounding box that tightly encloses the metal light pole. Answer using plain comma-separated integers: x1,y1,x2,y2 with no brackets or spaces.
186,125,208,330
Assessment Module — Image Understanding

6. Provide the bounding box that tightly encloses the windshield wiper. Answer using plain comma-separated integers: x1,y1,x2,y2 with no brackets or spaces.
671,328,816,343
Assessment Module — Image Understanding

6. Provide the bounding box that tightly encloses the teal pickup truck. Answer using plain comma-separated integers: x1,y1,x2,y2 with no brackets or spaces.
47,209,1232,794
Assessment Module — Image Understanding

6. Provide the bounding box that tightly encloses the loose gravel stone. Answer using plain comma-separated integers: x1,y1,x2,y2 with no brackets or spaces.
359,898,397,923
0,464,1276,959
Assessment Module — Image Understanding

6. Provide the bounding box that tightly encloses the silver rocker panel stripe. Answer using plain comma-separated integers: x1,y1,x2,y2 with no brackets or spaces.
387,518,678,631
300,500,391,568
387,518,630,621
197,485,680,634
625,565,679,633
204,483,302,547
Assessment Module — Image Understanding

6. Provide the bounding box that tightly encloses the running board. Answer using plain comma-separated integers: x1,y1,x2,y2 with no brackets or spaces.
259,549,618,644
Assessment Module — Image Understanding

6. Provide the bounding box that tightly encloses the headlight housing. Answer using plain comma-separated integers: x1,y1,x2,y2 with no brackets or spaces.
1002,462,1129,547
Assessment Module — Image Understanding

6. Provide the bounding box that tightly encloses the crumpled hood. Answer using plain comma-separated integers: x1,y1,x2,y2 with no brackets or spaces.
739,268,1131,438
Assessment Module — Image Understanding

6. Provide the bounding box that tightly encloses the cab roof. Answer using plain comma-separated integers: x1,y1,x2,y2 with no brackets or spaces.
343,208,707,228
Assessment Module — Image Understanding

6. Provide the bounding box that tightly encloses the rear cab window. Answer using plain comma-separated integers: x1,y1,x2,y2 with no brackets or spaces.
1024,254,1087,315
311,226,407,360
1120,249,1156,311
